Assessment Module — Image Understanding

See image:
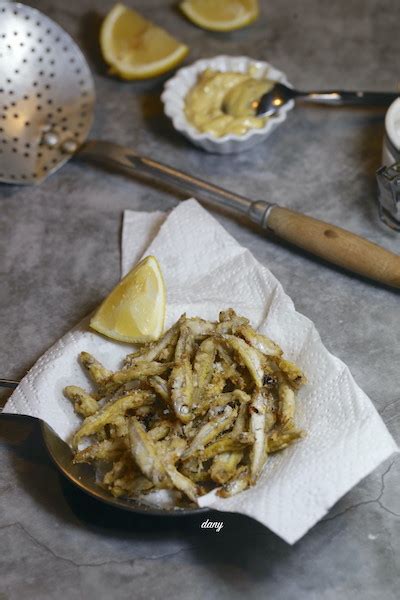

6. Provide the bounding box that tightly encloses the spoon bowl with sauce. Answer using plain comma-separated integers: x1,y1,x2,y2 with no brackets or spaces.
255,82,399,117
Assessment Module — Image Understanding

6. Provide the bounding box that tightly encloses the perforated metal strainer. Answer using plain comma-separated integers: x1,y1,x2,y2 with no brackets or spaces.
0,1,94,183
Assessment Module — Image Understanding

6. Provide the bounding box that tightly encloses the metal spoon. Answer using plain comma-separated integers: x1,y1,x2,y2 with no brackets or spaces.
0,2,399,288
255,82,399,117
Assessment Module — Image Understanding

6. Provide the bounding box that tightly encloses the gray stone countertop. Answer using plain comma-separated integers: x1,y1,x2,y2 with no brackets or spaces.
0,0,399,598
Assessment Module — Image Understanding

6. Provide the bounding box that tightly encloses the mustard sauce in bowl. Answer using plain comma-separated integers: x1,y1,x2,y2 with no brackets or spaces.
184,67,274,138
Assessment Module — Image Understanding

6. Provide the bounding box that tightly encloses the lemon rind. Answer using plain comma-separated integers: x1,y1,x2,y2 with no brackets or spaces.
100,3,189,80
179,1,259,32
90,256,166,344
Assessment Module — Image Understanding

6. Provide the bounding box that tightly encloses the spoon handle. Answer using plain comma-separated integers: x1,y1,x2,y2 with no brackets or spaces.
78,140,400,288
300,90,399,105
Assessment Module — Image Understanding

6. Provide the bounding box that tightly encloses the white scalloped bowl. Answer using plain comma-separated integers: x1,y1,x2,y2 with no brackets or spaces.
161,55,294,154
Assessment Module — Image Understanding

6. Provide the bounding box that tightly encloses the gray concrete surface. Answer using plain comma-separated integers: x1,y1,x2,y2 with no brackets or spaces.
0,0,399,598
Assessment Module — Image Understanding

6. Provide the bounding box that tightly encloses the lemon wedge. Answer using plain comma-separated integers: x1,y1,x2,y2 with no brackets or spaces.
180,0,259,32
100,3,189,80
90,256,166,343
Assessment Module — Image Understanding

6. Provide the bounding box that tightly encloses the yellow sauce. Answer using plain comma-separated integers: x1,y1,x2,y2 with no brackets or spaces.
184,68,274,138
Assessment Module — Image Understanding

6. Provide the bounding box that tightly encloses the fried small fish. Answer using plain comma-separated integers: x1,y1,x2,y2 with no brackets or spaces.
68,309,306,506
71,391,154,448
64,385,99,417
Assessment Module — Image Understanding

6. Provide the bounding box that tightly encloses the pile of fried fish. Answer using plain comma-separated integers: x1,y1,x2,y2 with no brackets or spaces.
65,309,306,504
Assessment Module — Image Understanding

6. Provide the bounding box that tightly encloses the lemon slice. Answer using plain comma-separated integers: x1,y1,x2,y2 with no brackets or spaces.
180,0,259,32
90,256,166,343
100,3,189,80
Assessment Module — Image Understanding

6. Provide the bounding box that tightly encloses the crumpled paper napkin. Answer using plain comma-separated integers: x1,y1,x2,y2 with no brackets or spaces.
5,198,398,544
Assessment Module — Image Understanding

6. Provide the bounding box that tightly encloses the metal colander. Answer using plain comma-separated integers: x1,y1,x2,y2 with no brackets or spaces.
0,1,95,184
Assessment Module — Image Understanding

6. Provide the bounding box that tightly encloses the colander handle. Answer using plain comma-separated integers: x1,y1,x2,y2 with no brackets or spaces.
78,140,400,289
78,140,253,216
265,206,400,287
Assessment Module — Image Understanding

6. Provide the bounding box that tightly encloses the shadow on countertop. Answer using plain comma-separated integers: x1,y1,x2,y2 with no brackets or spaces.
1,416,294,577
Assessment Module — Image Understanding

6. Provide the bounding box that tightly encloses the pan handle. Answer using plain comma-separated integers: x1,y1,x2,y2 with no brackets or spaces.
0,379,19,413
78,140,400,289
0,379,19,389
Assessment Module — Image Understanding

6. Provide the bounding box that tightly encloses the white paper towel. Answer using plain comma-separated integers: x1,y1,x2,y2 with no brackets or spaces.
4,198,398,544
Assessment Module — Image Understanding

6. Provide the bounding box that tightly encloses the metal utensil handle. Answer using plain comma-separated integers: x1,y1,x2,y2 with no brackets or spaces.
78,140,253,216
0,379,19,413
300,90,399,105
78,140,400,288
0,379,19,389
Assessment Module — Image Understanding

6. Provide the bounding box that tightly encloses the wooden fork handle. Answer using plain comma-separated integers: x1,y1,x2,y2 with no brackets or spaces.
265,206,400,288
